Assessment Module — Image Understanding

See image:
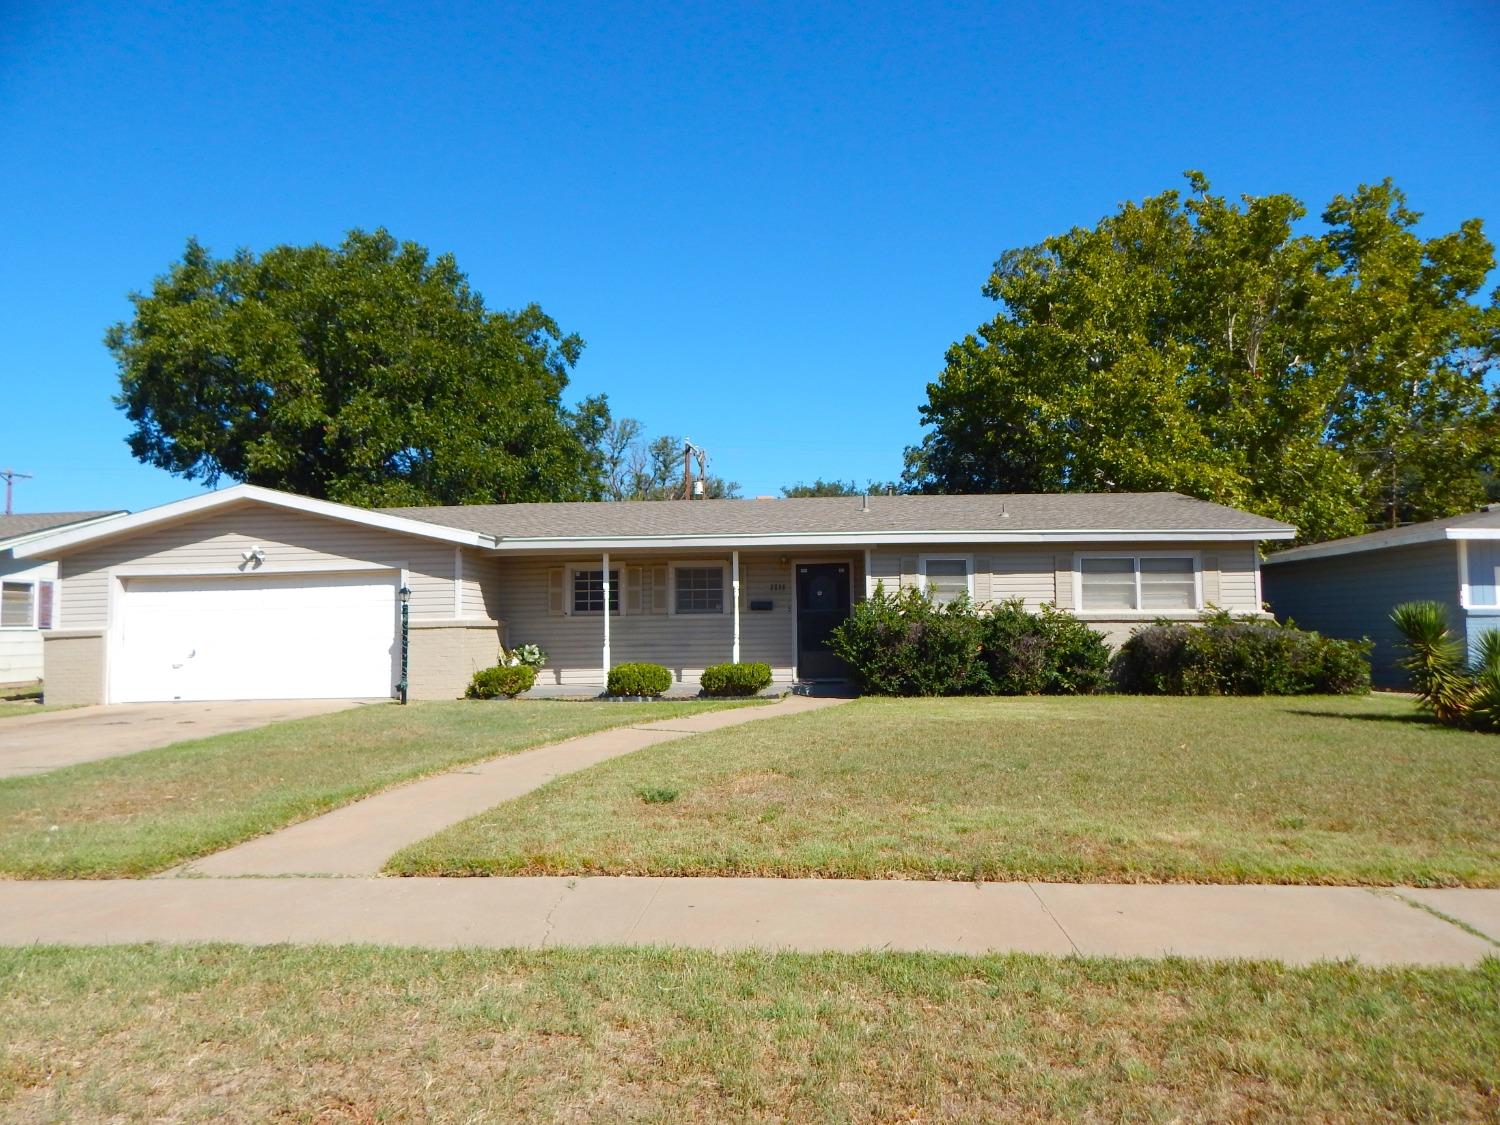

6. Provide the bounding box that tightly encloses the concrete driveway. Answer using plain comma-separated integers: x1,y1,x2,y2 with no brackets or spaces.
0,700,372,779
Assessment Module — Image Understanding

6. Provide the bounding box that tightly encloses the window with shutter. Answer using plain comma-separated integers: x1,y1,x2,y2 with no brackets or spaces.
1078,556,1198,612
650,565,668,615
547,569,565,616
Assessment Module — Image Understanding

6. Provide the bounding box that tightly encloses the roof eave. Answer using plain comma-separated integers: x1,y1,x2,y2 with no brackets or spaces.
485,527,1296,552
13,484,497,558
1262,523,1500,566
0,511,130,553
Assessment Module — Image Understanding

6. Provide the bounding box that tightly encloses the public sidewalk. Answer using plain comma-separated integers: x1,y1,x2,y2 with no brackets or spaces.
1,877,1496,966
177,694,847,877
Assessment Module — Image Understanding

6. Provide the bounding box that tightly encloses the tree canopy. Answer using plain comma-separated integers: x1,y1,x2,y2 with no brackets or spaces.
781,479,901,498
903,175,1500,541
593,418,740,501
110,229,608,506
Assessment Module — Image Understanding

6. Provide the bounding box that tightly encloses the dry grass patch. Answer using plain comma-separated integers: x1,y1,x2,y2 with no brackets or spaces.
0,699,750,878
391,695,1500,885
1,945,1496,1123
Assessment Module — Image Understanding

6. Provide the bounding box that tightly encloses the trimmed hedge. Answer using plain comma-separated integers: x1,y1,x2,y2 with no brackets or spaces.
465,664,537,699
828,586,1110,696
700,662,773,697
1113,611,1371,696
606,662,674,697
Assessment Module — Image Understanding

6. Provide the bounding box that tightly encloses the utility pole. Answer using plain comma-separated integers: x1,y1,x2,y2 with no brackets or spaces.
680,441,708,500
0,469,32,516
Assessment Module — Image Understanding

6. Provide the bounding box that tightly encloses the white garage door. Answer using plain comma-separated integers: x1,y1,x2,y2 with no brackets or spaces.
113,572,399,702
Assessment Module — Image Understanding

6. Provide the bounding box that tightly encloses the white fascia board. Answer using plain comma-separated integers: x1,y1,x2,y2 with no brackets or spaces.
486,527,1295,552
14,483,495,557
1264,525,1459,566
0,511,129,553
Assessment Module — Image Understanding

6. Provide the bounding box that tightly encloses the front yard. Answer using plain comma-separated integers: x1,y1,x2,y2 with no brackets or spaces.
2,944,1496,1122
390,695,1500,886
0,699,750,878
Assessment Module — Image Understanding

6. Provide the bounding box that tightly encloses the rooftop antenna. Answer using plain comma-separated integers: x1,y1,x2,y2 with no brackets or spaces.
0,468,33,516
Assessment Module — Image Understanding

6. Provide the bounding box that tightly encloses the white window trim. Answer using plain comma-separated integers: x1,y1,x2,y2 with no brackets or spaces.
917,553,975,603
668,560,728,617
1073,550,1203,616
568,564,623,617
0,580,38,630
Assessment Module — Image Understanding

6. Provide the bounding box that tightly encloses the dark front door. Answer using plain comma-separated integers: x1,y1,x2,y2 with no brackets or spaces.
796,562,851,680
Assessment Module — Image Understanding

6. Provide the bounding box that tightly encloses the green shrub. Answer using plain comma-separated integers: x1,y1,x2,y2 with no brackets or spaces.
828,586,1107,697
1115,612,1371,696
607,662,674,697
828,585,989,696
981,599,1112,695
700,662,773,697
1391,601,1474,725
465,664,537,699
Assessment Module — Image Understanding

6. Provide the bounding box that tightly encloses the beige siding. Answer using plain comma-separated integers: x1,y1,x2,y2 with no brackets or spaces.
54,504,484,630
868,541,1262,616
494,551,864,685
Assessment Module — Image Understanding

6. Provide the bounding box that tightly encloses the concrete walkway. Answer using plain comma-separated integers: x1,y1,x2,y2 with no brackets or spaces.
1,877,1495,966
178,694,846,878
0,699,368,778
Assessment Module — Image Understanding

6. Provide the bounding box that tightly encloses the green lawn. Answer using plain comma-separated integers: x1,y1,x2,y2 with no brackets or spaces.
0,699,748,878
1,945,1495,1122
391,694,1500,886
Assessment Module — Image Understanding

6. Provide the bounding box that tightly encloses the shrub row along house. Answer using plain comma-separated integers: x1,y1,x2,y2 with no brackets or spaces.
14,485,1294,703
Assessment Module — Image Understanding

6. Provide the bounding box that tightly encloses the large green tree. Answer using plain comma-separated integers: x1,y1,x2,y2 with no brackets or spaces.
110,229,609,506
904,175,1500,541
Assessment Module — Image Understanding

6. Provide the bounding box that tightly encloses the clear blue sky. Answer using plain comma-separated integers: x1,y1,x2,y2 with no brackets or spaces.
2,0,1497,513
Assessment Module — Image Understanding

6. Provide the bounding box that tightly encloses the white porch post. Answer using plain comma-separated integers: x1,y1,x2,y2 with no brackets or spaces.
601,552,612,681
731,550,741,664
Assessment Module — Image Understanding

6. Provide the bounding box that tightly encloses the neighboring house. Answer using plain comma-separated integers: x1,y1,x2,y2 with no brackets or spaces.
0,511,127,685
14,484,1294,704
1262,507,1500,687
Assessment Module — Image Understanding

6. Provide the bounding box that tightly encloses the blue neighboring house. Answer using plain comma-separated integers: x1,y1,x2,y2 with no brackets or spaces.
1261,507,1500,687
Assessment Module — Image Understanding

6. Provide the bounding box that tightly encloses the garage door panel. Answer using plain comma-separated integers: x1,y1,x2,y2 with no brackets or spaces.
114,572,398,702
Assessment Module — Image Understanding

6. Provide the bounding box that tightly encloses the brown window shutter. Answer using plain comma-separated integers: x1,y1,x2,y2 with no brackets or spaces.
37,581,54,630
651,565,669,614
626,566,644,614
547,568,566,616
1202,556,1220,608
973,557,992,604
1053,554,1073,609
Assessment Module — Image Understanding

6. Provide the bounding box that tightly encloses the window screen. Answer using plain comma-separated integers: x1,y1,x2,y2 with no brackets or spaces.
572,569,619,614
674,567,724,614
922,558,970,605
1,582,34,628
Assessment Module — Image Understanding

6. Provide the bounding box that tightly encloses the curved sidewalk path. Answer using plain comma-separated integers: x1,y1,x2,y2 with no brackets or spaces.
176,694,847,878
1,878,1496,966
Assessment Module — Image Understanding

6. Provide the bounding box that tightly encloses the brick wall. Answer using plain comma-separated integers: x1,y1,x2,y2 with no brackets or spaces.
407,620,503,700
41,631,106,705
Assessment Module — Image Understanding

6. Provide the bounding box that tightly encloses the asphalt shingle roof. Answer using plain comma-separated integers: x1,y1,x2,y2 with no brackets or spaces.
384,492,1293,541
0,511,122,544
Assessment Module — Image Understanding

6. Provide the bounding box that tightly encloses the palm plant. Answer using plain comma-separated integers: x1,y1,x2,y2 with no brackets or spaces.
1390,602,1473,726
